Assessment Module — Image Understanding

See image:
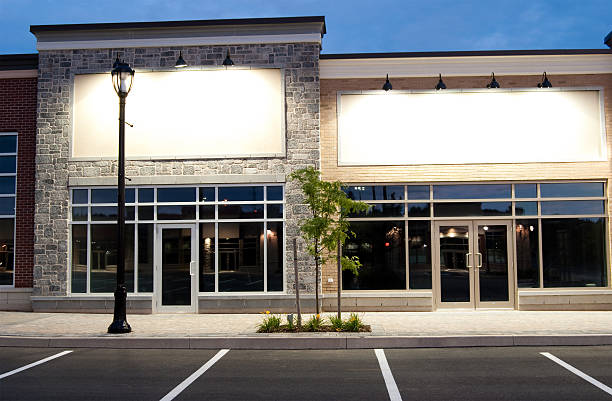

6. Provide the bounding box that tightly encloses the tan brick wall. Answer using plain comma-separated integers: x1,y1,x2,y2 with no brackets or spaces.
320,73,612,294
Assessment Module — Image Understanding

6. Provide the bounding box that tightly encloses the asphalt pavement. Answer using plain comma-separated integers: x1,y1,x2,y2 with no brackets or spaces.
2,346,612,400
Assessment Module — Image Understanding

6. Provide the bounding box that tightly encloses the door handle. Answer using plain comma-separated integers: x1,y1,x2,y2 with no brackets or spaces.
190,261,196,276
476,253,482,268
465,253,472,269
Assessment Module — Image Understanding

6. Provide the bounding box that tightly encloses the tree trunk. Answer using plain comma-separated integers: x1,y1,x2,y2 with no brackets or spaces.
315,239,320,315
337,239,342,319
293,238,301,327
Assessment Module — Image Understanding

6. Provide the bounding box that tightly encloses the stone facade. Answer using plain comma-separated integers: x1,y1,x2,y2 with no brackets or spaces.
34,43,321,296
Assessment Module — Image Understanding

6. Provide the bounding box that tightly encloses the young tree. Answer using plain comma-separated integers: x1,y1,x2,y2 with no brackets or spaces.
290,167,369,315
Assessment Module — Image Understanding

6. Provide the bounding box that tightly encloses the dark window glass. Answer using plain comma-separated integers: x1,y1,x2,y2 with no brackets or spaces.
407,186,429,200
199,187,215,202
90,224,134,292
72,189,88,204
72,207,88,221
0,136,17,153
0,156,16,173
434,184,511,199
541,201,604,215
348,203,404,218
477,224,510,302
137,224,154,292
219,204,264,219
138,206,154,220
540,183,604,198
344,186,404,201
157,187,196,203
157,205,196,220
161,228,192,305
126,189,135,203
199,223,215,292
0,219,14,286
542,218,606,287
91,206,116,221
343,221,406,290
199,205,215,219
138,188,154,203
515,184,537,198
516,220,539,288
0,197,15,215
439,225,470,302
218,222,264,292
409,221,431,289
219,186,263,202
70,225,86,292
408,203,430,217
267,186,283,201
267,204,283,219
515,201,537,216
434,202,511,217
0,177,16,194
91,188,117,203
267,222,283,291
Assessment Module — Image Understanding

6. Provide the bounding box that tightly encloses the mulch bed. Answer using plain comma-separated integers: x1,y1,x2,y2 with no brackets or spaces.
258,325,371,333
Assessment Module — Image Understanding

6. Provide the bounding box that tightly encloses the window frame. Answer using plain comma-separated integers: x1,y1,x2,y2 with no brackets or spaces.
0,132,17,288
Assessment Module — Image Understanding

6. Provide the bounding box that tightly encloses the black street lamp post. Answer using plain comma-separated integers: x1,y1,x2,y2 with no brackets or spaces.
108,56,134,334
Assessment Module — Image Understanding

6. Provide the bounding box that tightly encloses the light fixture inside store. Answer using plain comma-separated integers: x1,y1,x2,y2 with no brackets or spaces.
382,74,392,91
486,72,500,88
537,72,552,88
435,74,447,90
175,51,187,68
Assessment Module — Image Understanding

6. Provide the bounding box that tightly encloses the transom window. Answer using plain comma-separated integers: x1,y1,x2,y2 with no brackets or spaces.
70,185,284,294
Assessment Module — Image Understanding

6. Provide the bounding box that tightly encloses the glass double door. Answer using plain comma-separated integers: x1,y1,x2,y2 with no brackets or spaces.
434,220,514,309
155,224,197,313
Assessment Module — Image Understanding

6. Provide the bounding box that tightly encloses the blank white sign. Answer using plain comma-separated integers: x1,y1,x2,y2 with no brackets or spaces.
338,89,606,165
73,69,284,158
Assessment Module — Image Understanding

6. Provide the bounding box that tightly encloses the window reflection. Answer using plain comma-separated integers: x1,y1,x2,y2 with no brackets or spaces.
344,186,404,201
408,221,431,289
70,225,87,292
434,202,511,217
218,222,264,292
343,221,406,290
267,222,283,291
516,219,539,288
199,223,215,292
138,224,153,292
434,184,511,199
90,224,134,293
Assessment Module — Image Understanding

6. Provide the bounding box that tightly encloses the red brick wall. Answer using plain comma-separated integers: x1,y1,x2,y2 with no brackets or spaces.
0,76,37,288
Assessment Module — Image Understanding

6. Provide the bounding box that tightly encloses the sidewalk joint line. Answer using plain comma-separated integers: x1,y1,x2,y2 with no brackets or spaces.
540,352,612,396
375,349,402,401
0,350,73,380
160,349,230,401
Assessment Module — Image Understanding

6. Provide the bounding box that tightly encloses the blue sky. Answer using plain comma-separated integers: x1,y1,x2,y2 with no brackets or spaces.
1,0,610,54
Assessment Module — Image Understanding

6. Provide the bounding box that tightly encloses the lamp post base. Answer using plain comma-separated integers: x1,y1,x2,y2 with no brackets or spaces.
107,286,132,334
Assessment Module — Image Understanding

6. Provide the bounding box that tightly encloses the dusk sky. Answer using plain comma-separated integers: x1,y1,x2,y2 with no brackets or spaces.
1,0,611,55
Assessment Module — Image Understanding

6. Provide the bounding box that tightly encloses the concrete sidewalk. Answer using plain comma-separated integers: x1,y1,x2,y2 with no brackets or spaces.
2,310,612,349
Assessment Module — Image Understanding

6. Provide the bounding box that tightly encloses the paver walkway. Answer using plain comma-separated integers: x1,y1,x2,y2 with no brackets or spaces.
1,310,612,338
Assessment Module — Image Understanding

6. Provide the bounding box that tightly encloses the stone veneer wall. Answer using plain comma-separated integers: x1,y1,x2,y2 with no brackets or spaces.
34,43,321,296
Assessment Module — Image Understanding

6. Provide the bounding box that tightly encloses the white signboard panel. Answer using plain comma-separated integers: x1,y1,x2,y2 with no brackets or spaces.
73,69,284,159
338,89,606,165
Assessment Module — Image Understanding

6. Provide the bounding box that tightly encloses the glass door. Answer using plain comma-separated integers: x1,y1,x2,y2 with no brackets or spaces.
434,220,514,309
156,224,197,313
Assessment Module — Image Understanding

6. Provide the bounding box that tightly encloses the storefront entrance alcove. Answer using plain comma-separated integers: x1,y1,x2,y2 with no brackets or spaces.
434,220,514,309
155,224,197,313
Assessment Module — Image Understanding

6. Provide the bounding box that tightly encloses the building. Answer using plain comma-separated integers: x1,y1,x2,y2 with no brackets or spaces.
0,16,611,313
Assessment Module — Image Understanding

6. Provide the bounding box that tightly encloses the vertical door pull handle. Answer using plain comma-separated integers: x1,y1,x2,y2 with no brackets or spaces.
476,253,482,268
465,253,472,268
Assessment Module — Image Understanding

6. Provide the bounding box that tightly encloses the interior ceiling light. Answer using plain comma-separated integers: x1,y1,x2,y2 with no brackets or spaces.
175,51,187,68
222,49,234,66
486,72,500,88
382,74,392,91
537,72,553,88
435,73,447,90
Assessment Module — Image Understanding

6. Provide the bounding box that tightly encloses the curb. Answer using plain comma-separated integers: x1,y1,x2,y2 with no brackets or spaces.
2,334,612,349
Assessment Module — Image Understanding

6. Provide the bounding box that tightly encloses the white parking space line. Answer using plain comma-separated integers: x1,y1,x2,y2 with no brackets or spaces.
540,352,612,396
160,349,230,401
0,350,73,380
375,349,403,401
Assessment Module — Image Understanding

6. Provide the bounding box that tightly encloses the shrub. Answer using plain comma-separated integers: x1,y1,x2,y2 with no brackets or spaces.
329,315,344,332
287,314,295,330
257,312,282,333
343,313,364,332
304,314,323,331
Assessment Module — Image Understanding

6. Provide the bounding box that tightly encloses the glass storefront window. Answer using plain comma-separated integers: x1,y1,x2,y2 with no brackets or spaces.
70,225,87,293
541,201,604,215
199,223,215,292
344,185,404,201
540,183,604,198
219,186,263,202
542,218,606,287
407,186,429,200
516,219,539,288
434,184,511,199
267,222,283,291
408,221,431,289
348,203,404,218
515,201,537,216
514,184,537,198
434,202,512,217
137,224,154,292
218,222,264,292
343,221,406,290
158,187,196,203
0,134,16,286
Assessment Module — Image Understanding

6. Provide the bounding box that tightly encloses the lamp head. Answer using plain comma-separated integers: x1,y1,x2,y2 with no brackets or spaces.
486,72,500,89
111,57,135,95
537,72,552,88
435,73,447,90
175,51,187,68
222,49,234,66
382,74,392,91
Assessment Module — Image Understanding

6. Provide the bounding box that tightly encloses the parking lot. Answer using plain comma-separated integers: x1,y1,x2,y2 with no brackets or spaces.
1,346,612,400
